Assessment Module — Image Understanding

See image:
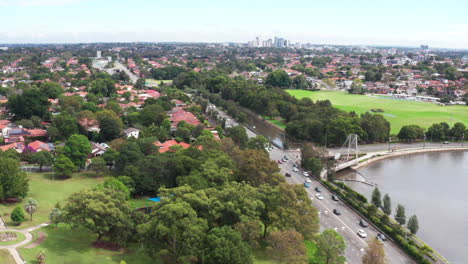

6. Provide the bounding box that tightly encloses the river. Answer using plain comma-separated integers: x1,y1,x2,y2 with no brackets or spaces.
337,150,468,263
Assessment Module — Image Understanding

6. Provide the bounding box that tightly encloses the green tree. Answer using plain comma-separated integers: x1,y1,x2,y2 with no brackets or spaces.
302,157,323,177
0,157,29,201
407,215,419,235
371,187,382,208
54,154,76,178
40,81,63,99
265,70,291,88
63,188,134,244
63,134,91,168
139,104,167,126
31,151,53,172
139,201,208,262
8,88,50,120
25,198,38,221
97,110,124,141
267,229,308,264
362,238,386,264
382,194,391,215
395,204,406,225
226,126,249,148
49,207,63,228
203,226,253,264
89,157,106,176
316,229,346,264
449,122,466,141
101,177,130,199
246,135,269,151
398,125,424,142
102,148,119,170
11,206,26,225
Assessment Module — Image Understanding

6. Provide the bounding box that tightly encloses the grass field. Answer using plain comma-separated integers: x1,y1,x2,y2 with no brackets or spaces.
287,90,468,133
263,116,287,129
19,225,155,264
0,249,15,264
0,172,104,228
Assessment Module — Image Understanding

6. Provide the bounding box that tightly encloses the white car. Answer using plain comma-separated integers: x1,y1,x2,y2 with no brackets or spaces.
303,172,310,177
315,193,323,200
357,229,367,238
305,178,312,183
293,167,299,172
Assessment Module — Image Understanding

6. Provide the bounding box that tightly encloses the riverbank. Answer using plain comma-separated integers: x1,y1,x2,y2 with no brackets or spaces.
351,147,468,170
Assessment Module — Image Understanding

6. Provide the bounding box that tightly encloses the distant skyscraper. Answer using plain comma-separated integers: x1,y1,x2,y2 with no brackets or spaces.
420,45,429,50
97,50,102,58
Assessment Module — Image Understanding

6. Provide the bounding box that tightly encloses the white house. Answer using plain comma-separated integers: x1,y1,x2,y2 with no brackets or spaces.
123,128,141,139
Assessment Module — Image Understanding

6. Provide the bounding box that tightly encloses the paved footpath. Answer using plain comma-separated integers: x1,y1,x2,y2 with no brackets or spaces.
0,215,48,264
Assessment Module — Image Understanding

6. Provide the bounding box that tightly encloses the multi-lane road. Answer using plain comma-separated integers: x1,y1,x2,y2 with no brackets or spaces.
212,105,414,263
272,149,414,264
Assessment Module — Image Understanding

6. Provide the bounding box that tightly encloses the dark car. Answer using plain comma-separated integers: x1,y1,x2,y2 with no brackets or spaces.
332,195,339,201
285,172,291,177
293,163,298,168
359,219,369,228
377,233,387,241
283,155,289,160
315,187,321,193
333,209,341,215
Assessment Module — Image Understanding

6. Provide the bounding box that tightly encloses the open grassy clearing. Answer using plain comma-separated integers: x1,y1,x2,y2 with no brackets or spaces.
19,225,155,264
0,172,105,228
0,231,26,246
287,90,468,133
0,249,15,264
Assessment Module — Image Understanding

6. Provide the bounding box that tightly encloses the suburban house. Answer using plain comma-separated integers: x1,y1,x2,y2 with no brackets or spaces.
26,140,54,152
123,128,141,139
169,109,201,128
154,140,202,153
90,142,110,157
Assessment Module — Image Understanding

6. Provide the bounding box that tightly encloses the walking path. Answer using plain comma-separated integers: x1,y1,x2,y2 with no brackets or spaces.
0,216,49,264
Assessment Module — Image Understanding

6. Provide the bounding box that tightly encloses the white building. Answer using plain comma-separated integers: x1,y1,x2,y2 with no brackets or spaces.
97,50,102,58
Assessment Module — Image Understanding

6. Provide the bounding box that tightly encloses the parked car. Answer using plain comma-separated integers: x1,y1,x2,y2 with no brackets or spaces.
305,178,312,183
376,233,387,241
359,219,369,228
333,209,341,215
315,193,324,200
283,155,289,160
293,167,299,172
315,187,321,192
332,195,339,201
293,163,298,168
285,172,291,177
357,229,367,238
304,182,310,188
277,160,283,164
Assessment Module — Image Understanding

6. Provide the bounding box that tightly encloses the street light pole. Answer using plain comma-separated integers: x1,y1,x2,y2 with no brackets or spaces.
388,137,392,152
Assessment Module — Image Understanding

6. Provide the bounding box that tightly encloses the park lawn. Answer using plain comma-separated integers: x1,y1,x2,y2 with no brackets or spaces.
287,90,468,134
19,225,155,264
264,116,287,129
129,196,154,208
0,249,15,264
0,172,104,228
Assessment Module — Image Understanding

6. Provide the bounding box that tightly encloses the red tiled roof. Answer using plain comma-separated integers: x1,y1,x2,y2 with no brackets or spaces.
28,140,51,152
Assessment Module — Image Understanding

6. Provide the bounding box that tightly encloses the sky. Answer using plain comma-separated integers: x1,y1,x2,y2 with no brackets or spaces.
0,0,467,49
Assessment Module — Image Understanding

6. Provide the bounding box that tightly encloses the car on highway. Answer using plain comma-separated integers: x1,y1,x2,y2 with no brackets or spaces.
357,229,367,238
333,209,341,215
304,182,310,188
303,171,310,177
293,167,299,172
305,178,312,183
277,160,283,164
315,193,324,200
315,187,321,192
443,141,450,144
283,155,289,160
293,163,298,168
285,172,291,177
359,219,369,228
332,195,339,201
376,233,387,241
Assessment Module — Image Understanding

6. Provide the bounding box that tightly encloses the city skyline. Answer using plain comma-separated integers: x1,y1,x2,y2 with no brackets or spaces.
0,0,467,49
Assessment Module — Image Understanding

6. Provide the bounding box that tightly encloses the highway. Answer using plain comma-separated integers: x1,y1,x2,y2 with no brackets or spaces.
330,141,466,154
212,105,415,264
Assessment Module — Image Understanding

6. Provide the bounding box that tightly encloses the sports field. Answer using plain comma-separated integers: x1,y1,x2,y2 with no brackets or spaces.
287,90,468,133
